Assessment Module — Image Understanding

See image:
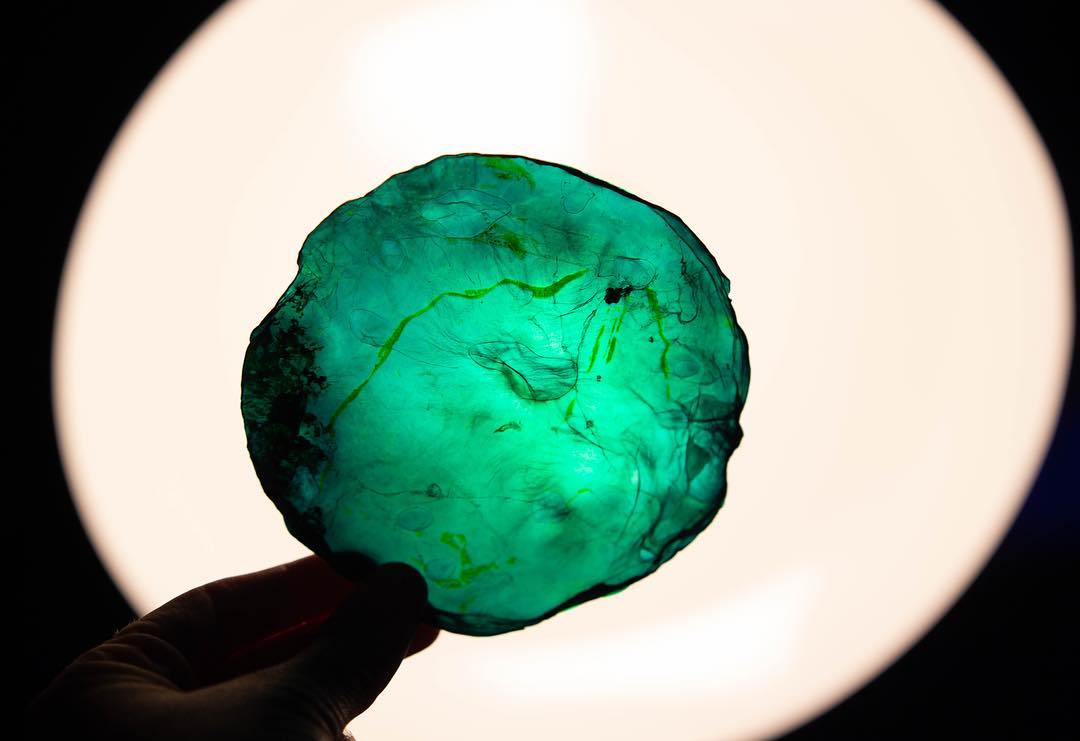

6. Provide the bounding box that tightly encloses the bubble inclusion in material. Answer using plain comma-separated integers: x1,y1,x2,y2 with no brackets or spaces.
241,153,750,635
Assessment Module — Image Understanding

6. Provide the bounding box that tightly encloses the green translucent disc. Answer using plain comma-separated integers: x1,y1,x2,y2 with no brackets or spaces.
241,153,750,635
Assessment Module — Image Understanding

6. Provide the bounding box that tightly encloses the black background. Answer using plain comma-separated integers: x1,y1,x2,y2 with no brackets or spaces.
17,2,1077,737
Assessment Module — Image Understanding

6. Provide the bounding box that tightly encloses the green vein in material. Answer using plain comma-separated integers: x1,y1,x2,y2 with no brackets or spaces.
605,335,618,363
645,287,672,397
483,157,536,188
586,324,606,373
473,222,529,259
614,296,632,332
603,296,632,365
327,268,589,430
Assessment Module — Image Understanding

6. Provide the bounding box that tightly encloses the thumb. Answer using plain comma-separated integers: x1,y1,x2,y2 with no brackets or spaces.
273,561,429,736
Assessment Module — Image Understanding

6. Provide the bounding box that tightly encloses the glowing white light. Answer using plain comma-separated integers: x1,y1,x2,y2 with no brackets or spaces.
54,1,1072,739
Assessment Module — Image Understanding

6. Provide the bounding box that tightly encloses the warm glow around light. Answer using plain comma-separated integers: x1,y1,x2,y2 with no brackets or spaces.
53,1,1072,738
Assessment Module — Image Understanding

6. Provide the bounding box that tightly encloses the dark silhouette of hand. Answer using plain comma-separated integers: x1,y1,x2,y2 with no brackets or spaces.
27,556,439,740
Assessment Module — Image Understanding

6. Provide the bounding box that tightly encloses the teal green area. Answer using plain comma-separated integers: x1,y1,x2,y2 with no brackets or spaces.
241,154,750,635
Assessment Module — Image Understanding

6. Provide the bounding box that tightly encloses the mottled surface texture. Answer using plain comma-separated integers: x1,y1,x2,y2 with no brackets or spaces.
241,154,750,635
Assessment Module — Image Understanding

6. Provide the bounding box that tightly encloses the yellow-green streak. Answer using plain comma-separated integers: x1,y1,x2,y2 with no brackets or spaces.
474,222,528,259
645,287,672,397
603,297,632,365
586,324,606,373
328,269,588,429
483,157,536,188
434,531,499,590
563,397,577,421
567,487,590,505
614,296,632,332
605,335,618,363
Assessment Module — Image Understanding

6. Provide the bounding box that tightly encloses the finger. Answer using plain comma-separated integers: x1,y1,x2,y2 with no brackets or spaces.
217,606,441,680
119,555,356,684
405,622,440,657
203,555,356,647
267,562,428,736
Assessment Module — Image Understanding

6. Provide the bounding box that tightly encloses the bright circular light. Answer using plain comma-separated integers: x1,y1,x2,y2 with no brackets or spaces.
54,1,1072,738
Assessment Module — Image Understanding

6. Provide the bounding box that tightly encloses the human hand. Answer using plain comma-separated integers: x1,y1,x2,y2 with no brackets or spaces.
26,556,439,740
